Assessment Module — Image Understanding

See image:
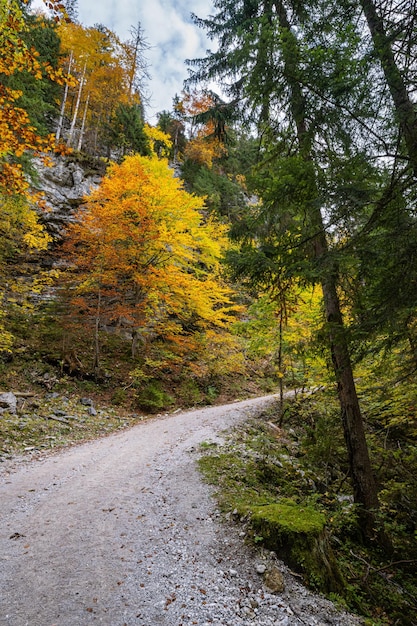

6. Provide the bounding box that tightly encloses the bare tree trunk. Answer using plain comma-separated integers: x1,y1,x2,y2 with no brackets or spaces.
68,62,86,147
127,21,150,100
56,51,73,142
76,93,90,152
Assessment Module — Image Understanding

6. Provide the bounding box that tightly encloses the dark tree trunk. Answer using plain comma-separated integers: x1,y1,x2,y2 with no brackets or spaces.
319,246,380,513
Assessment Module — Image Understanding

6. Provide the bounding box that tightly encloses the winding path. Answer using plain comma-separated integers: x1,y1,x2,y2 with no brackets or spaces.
0,395,362,626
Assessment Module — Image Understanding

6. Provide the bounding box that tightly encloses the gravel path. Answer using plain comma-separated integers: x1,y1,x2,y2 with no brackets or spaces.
0,395,363,626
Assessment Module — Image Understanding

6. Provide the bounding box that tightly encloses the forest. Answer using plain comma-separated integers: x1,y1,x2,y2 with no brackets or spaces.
1,0,417,623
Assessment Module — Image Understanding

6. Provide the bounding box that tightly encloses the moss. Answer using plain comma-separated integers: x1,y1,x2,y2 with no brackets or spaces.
250,501,344,593
251,501,325,534
198,441,346,595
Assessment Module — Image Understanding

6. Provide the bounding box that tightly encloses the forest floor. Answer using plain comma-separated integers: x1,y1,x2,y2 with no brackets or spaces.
0,394,363,626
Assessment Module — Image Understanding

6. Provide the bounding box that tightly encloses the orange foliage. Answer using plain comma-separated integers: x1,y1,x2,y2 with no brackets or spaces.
180,91,227,168
184,135,227,168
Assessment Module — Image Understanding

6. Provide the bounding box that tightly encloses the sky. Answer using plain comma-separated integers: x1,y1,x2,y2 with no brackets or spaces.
32,0,215,122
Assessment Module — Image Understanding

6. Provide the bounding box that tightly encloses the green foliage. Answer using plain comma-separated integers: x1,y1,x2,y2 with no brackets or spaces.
134,381,174,413
204,384,219,404
191,166,244,218
2,13,61,135
110,388,127,406
176,378,204,406
180,131,259,223
107,103,150,158
233,287,327,389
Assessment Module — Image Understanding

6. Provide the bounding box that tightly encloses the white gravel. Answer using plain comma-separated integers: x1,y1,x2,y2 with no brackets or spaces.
0,394,364,625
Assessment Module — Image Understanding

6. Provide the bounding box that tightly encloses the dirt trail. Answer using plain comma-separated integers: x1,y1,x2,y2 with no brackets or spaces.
0,395,362,626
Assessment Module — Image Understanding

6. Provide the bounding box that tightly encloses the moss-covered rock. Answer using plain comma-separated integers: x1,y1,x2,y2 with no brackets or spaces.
250,501,344,593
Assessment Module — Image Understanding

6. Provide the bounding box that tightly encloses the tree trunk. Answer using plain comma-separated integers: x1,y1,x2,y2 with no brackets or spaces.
77,93,89,152
318,240,380,514
127,21,149,101
68,62,86,147
93,289,101,379
360,0,417,176
277,308,284,420
56,51,73,142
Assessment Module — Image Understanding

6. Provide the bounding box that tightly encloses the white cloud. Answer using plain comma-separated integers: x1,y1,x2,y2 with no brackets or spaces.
80,0,215,121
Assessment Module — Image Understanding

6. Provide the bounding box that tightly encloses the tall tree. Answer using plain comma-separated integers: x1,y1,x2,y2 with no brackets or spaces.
189,0,388,534
122,21,150,100
107,103,150,157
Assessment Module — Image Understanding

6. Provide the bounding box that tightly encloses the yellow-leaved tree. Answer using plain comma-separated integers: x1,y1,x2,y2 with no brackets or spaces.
62,145,243,380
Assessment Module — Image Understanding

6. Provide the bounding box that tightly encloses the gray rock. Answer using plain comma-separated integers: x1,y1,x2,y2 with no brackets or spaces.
32,155,102,240
0,392,17,415
264,566,285,593
79,397,94,406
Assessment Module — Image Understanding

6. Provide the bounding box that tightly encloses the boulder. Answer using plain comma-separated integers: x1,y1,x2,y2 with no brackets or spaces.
250,501,344,593
0,392,17,415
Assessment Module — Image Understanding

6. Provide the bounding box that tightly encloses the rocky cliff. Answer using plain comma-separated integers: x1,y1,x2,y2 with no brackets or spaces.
33,154,106,240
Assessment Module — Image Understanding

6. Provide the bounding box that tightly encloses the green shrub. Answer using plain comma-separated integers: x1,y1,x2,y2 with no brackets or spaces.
134,381,174,413
111,388,127,406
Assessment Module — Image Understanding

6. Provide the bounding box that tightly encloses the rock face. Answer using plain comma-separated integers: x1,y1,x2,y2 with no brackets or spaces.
33,155,104,239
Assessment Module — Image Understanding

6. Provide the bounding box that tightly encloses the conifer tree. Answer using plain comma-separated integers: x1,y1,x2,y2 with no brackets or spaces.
188,0,390,534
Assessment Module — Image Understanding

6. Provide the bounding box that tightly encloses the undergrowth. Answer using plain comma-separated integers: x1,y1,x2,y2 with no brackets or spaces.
198,389,417,625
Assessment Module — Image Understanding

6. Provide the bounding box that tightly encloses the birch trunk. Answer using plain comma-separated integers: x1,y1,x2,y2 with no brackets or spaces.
68,62,86,147
56,52,73,142
76,93,90,152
